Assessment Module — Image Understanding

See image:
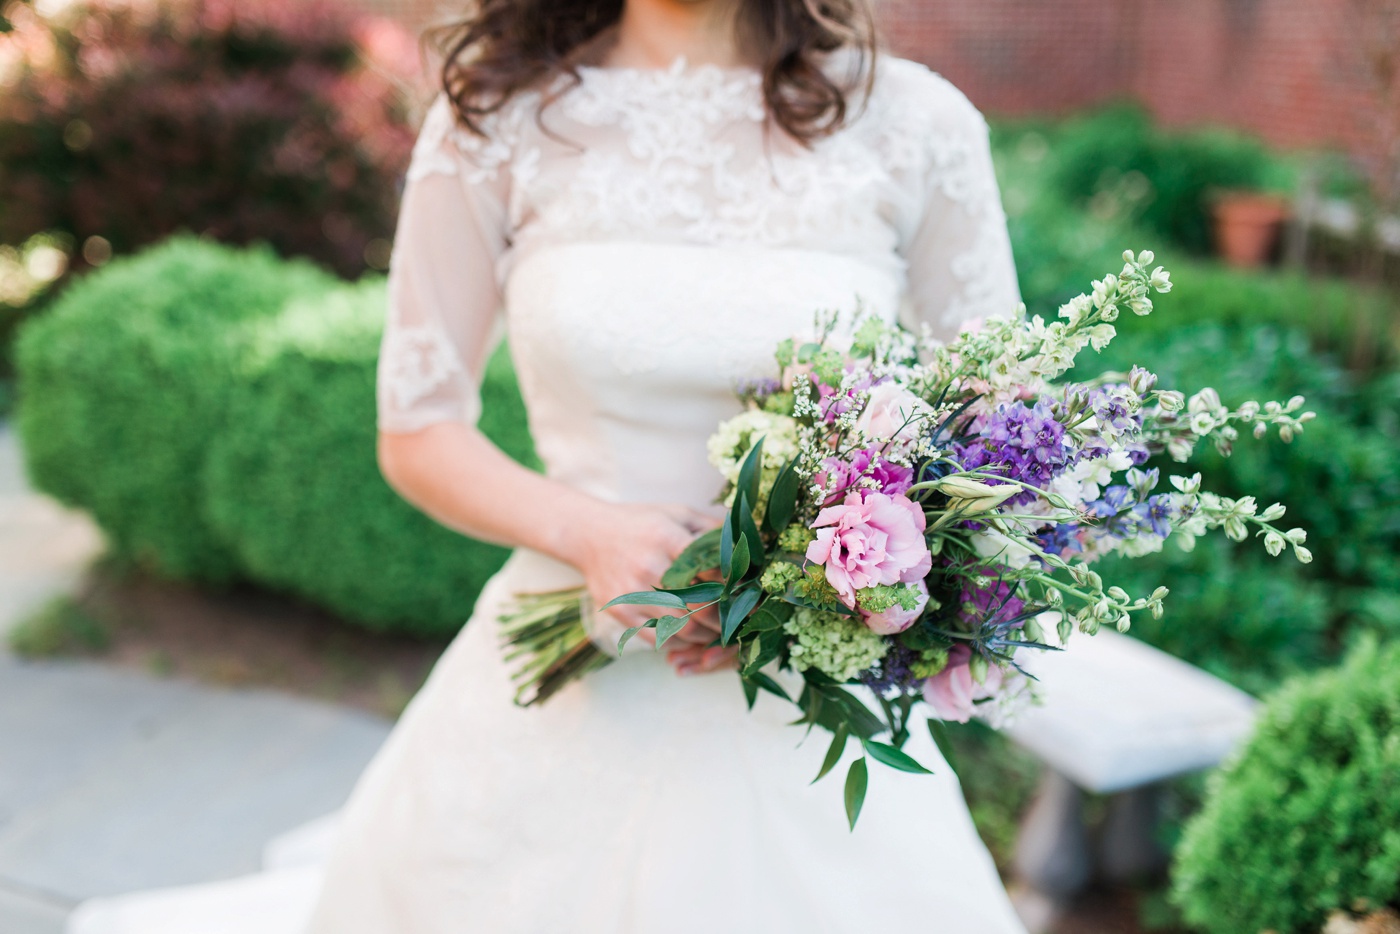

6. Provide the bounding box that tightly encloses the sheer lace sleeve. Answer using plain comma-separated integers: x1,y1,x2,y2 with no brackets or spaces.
897,74,1020,337
377,97,511,434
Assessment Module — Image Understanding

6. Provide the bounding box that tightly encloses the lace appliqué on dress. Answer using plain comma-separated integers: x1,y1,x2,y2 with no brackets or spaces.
381,325,464,410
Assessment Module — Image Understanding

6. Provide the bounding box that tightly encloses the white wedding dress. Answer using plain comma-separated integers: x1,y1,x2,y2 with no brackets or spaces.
69,55,1027,933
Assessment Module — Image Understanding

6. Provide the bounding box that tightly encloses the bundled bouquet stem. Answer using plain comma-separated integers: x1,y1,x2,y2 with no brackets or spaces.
501,250,1315,828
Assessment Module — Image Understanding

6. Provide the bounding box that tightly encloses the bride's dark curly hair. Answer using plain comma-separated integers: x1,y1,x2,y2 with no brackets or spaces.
427,0,879,144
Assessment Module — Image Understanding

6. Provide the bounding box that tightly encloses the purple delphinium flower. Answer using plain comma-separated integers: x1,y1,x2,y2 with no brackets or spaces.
956,400,1075,503
1134,494,1175,538
1036,522,1084,559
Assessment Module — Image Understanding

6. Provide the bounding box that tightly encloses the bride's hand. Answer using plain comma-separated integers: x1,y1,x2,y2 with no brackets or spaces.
564,501,716,648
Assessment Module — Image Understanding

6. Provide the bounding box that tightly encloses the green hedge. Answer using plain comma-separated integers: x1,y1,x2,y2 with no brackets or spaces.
1171,638,1400,934
16,238,536,636
15,237,336,580
202,281,534,636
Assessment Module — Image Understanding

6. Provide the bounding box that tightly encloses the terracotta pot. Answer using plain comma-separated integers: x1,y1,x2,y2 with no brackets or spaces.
1212,191,1291,268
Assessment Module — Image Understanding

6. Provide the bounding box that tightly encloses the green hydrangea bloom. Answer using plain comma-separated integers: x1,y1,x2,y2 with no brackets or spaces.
760,562,802,595
784,608,887,682
793,564,842,610
777,524,816,553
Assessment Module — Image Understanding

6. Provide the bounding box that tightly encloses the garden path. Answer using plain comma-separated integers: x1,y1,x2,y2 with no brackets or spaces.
0,428,391,934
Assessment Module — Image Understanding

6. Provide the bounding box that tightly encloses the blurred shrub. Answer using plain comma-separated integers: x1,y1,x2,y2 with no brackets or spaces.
1048,105,1293,256
202,281,536,636
16,236,335,580
17,238,536,636
1171,638,1400,934
0,0,417,279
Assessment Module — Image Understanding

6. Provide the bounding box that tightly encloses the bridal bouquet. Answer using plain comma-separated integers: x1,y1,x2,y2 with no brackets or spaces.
501,250,1315,828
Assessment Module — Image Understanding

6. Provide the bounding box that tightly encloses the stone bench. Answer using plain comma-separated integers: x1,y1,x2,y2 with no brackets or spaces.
1003,631,1257,907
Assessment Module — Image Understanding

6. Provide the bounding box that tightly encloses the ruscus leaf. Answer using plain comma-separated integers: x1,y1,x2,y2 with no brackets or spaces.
844,757,868,830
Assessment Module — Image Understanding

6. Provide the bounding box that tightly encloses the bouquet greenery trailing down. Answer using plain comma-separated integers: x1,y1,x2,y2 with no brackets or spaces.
500,251,1315,828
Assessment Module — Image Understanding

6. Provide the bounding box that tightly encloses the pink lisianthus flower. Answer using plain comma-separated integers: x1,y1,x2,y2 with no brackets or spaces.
861,578,929,635
805,491,932,606
923,644,1005,723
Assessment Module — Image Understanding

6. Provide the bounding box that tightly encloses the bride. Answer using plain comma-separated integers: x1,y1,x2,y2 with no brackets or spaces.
72,0,1027,930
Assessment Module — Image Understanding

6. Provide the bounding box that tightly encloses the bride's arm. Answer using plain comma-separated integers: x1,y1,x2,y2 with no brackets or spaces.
378,101,730,672
899,75,1021,335
379,423,717,648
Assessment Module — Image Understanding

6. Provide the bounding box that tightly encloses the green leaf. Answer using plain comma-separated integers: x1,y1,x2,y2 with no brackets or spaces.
616,621,655,654
666,582,724,604
746,670,790,702
660,528,723,589
765,459,801,534
601,591,689,611
742,677,759,710
734,490,765,572
736,437,765,514
745,605,789,632
844,757,869,831
720,514,735,578
721,587,763,644
729,532,751,584
863,740,933,774
927,718,960,778
812,725,849,784
654,614,690,649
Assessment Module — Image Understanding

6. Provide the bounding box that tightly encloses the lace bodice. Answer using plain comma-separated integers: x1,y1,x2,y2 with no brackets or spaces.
378,55,1019,508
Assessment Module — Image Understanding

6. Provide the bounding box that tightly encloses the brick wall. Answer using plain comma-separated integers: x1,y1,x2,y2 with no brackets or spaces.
880,0,1397,180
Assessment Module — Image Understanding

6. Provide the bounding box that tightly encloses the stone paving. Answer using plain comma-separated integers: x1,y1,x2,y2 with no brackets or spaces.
0,428,392,933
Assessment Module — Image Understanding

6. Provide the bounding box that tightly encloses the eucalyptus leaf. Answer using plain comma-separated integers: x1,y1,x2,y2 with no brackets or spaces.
601,591,690,611
844,757,869,830
863,740,933,774
812,725,849,785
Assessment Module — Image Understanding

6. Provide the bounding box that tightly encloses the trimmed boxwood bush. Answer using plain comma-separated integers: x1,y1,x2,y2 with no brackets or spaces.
202,281,536,636
1171,638,1400,934
16,238,536,636
15,236,335,580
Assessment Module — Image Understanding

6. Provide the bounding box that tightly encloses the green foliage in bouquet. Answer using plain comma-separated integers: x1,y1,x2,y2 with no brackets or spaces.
1171,638,1400,934
16,236,335,580
17,237,536,636
202,281,535,636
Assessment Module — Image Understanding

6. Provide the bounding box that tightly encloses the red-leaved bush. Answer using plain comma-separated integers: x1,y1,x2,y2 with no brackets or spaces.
0,0,421,278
